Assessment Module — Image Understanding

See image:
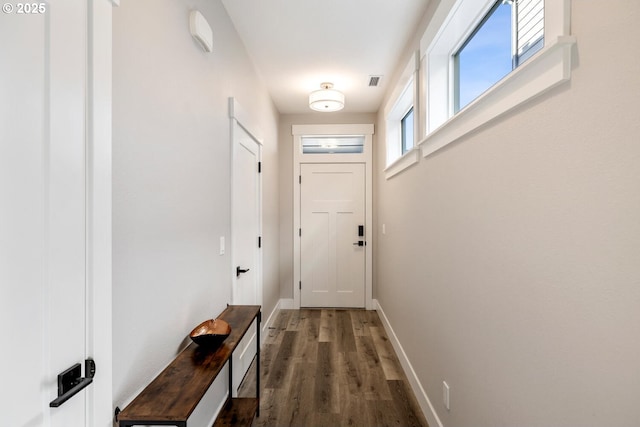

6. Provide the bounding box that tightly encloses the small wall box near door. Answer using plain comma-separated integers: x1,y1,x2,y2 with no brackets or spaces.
116,305,261,427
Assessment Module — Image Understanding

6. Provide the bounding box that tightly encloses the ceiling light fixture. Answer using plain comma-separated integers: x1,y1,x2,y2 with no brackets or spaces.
309,82,344,112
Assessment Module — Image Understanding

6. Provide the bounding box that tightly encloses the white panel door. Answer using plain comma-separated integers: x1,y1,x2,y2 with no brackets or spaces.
232,121,261,307
300,163,366,308
0,2,90,426
231,120,261,394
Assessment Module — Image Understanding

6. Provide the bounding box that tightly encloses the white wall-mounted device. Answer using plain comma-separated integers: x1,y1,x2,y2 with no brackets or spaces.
189,10,213,52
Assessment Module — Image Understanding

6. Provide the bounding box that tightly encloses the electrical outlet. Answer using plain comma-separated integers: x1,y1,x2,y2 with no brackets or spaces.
443,381,450,411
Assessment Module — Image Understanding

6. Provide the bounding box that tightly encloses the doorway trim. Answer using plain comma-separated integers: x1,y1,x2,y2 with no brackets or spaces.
292,124,374,310
87,1,114,425
229,97,263,308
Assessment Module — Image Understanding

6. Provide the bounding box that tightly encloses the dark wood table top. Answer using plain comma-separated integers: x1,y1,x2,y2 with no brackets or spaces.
118,305,261,424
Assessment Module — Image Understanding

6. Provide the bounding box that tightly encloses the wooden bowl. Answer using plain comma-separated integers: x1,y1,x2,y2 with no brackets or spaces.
189,319,231,348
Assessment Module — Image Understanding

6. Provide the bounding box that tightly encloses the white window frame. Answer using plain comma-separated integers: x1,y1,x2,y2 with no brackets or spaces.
419,0,575,158
384,52,421,179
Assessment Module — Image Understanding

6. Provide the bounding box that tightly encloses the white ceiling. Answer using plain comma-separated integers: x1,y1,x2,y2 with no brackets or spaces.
221,0,430,114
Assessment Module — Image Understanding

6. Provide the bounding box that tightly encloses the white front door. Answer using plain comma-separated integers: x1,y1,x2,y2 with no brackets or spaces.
300,163,366,308
231,118,261,394
1,2,91,426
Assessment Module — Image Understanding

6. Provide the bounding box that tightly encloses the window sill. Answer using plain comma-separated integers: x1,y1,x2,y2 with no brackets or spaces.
419,35,576,158
385,148,420,179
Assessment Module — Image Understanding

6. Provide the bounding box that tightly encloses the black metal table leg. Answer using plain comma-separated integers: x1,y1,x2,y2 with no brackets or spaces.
228,356,233,399
257,310,261,417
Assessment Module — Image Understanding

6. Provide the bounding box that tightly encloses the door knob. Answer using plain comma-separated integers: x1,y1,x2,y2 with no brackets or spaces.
236,266,250,277
352,241,365,246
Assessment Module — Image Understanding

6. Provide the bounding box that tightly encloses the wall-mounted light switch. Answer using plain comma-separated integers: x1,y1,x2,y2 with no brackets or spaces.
219,236,225,255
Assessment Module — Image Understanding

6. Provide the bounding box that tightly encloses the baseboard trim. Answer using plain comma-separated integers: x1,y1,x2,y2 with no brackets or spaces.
260,299,282,345
373,299,444,427
279,298,295,309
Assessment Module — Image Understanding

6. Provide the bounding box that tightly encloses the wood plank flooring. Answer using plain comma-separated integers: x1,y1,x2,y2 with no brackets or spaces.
238,309,429,427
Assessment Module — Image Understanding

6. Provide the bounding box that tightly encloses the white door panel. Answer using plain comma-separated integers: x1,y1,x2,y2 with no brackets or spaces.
300,163,365,308
232,122,260,307
1,2,89,425
1,9,47,427
231,120,261,395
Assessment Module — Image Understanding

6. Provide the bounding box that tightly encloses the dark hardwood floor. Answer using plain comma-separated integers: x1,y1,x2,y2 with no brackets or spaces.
238,309,429,427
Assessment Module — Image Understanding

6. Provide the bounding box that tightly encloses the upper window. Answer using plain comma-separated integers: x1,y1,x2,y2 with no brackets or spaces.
455,2,512,112
454,0,544,112
401,107,415,154
384,53,420,178
418,0,574,159
301,135,364,154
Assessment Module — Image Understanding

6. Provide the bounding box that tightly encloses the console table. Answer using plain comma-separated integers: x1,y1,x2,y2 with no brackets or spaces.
117,305,261,427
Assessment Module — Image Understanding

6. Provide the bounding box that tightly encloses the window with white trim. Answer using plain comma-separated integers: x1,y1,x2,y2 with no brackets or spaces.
454,0,544,112
301,135,365,154
384,53,421,179
455,1,513,112
419,0,574,158
385,75,414,164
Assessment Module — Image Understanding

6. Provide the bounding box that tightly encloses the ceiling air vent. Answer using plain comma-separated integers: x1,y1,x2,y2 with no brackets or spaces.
368,76,382,87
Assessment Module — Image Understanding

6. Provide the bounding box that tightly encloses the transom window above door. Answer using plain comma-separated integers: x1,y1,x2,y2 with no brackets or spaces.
301,135,365,154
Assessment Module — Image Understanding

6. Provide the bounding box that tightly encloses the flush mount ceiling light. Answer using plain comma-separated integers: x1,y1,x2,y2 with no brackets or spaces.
309,82,345,112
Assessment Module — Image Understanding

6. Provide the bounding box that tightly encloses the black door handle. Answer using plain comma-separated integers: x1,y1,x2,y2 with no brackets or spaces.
352,241,366,246
50,359,96,408
236,266,250,277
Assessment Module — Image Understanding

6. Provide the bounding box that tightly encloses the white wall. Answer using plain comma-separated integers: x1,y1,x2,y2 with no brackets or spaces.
375,1,640,426
112,0,279,419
